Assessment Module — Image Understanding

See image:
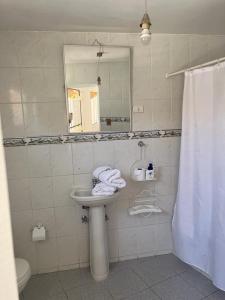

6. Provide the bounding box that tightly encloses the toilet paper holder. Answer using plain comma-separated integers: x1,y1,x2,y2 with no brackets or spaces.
32,223,46,230
32,224,47,242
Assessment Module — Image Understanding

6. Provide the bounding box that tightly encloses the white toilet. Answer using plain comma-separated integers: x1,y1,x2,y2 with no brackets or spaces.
15,258,31,293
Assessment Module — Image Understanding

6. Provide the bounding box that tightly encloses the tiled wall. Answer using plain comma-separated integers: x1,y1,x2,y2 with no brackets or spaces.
1,31,225,137
1,31,225,274
5,137,180,274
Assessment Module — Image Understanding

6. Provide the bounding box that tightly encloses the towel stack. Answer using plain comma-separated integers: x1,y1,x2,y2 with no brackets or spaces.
92,166,126,196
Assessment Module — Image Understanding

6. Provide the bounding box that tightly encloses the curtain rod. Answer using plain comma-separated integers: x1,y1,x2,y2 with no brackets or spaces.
166,56,225,78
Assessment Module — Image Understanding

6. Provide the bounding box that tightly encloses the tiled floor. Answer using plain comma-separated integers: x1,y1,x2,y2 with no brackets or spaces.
20,254,225,300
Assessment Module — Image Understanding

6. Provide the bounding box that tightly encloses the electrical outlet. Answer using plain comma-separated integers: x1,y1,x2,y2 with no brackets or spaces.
133,105,144,113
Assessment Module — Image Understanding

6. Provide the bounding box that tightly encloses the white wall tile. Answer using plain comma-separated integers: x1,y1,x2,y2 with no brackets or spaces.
53,175,74,207
23,103,51,136
57,235,79,267
8,178,31,211
73,173,92,189
36,238,58,272
171,76,184,100
133,66,151,100
29,177,53,209
11,210,33,241
40,32,64,67
0,32,19,67
93,141,115,168
5,146,28,179
172,98,183,129
151,138,172,166
152,100,172,129
114,140,139,176
0,103,24,137
20,68,46,101
16,32,44,67
189,35,209,66
79,233,89,264
170,35,189,72
118,227,138,258
108,228,119,260
0,68,21,103
137,225,156,255
155,166,177,196
54,206,79,237
27,145,51,177
21,67,64,102
155,223,173,252
72,142,94,174
50,144,73,176
23,102,67,136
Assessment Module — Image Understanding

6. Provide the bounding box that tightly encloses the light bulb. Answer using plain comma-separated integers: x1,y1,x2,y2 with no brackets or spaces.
140,28,151,45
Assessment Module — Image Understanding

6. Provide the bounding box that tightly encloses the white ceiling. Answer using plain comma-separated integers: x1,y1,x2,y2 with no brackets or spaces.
0,0,225,34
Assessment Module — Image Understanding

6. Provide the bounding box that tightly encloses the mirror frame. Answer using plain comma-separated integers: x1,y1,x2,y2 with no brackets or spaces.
63,44,133,134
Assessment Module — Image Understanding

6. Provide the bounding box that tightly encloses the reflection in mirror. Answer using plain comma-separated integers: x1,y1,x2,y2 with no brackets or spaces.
64,45,131,133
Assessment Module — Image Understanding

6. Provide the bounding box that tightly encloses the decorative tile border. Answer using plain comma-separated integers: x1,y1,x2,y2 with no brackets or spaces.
100,117,130,123
3,129,181,147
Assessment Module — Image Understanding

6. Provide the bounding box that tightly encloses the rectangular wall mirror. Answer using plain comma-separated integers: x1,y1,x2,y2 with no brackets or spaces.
64,45,131,133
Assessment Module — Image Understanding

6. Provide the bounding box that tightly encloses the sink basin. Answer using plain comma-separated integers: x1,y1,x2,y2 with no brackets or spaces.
70,188,117,207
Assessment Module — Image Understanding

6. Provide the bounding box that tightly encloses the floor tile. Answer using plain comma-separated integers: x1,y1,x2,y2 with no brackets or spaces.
57,267,94,290
123,288,160,299
48,293,68,300
152,275,204,300
110,258,140,274
133,257,179,286
103,269,147,299
180,268,217,296
66,284,113,300
23,273,63,300
205,291,225,300
154,254,188,274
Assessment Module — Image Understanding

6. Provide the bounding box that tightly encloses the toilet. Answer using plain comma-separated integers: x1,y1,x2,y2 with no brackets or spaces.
15,258,31,293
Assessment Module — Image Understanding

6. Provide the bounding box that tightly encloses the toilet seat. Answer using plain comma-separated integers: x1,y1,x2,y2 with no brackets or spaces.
15,258,31,293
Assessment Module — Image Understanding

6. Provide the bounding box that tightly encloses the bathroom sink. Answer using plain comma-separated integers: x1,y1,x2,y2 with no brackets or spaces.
70,188,118,207
70,187,119,281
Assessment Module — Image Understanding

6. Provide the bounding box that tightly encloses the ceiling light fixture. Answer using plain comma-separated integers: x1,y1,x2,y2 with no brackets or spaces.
140,0,152,44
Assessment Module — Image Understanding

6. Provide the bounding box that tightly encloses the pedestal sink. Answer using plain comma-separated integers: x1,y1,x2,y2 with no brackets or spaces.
71,188,118,281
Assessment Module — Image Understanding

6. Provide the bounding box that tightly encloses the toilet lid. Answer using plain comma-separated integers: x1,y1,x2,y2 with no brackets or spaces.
15,258,31,284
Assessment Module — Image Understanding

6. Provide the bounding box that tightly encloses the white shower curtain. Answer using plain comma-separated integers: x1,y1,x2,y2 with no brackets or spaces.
173,62,225,291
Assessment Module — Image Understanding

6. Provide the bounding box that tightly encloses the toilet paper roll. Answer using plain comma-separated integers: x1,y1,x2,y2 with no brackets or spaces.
133,168,146,181
32,225,46,242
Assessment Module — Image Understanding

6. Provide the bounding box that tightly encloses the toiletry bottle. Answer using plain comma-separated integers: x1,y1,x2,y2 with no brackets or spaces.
146,163,154,180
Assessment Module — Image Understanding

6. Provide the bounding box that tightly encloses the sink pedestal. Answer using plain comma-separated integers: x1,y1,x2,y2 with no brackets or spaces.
71,188,118,281
89,206,109,281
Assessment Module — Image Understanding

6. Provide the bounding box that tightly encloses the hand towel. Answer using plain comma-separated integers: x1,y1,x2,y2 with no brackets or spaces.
93,166,126,189
93,166,112,178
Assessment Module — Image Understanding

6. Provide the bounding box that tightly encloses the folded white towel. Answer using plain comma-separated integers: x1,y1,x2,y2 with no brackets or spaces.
93,166,112,178
92,182,116,196
93,166,126,189
109,177,126,188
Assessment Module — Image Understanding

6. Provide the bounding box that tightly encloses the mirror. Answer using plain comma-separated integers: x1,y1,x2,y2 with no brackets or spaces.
64,45,131,133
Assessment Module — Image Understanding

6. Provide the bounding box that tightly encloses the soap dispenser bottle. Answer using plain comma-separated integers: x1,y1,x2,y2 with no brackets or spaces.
146,162,154,180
